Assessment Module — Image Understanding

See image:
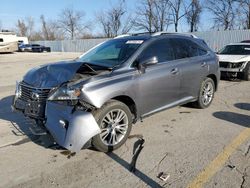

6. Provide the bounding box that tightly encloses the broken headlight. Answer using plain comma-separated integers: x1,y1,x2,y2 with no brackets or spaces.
48,86,81,101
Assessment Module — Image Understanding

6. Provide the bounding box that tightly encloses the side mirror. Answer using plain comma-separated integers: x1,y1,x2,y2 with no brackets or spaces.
137,56,158,74
141,56,158,66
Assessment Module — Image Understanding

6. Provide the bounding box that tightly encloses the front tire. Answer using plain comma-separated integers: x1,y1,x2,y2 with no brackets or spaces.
194,77,215,109
92,100,133,152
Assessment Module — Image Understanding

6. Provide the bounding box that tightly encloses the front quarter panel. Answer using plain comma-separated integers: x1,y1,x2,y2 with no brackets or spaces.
80,69,139,109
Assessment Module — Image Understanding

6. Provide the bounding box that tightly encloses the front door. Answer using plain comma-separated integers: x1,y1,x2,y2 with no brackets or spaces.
134,38,181,116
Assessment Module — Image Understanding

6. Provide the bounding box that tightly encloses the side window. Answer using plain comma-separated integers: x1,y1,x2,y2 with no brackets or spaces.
139,39,174,63
171,39,189,59
0,38,3,42
186,40,208,57
198,48,207,56
172,38,208,59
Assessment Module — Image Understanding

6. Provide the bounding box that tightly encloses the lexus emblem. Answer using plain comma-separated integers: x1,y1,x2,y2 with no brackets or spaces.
31,92,39,100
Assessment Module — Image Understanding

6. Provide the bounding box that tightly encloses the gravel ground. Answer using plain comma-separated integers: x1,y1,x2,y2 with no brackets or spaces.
0,52,249,188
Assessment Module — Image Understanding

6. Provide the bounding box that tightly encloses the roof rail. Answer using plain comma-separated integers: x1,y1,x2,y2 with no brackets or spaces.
131,32,152,36
114,32,152,38
114,32,199,39
152,31,198,38
114,34,131,39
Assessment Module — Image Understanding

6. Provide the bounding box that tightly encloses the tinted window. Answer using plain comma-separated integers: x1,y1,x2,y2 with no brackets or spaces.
172,38,207,59
0,38,3,42
139,39,174,63
218,45,250,55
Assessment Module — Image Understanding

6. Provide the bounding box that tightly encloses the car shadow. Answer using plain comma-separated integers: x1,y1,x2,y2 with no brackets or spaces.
0,95,55,149
234,103,250,111
106,152,163,187
213,111,250,128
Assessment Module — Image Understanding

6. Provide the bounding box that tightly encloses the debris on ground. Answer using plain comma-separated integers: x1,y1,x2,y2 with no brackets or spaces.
157,172,170,181
129,135,145,173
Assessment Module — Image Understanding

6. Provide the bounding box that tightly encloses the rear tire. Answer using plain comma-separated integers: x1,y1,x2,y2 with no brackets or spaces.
241,63,250,81
92,100,133,152
194,77,215,109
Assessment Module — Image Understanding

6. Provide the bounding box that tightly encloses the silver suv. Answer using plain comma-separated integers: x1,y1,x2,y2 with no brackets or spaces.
12,32,220,152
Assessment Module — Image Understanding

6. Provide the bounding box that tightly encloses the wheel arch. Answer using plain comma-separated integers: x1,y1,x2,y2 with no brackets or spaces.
111,95,137,122
207,74,218,91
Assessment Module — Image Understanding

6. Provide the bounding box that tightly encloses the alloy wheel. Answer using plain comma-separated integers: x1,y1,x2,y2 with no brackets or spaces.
99,109,129,146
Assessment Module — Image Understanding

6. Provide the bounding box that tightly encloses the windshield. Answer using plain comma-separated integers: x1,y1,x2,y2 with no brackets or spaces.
78,39,144,68
218,45,250,55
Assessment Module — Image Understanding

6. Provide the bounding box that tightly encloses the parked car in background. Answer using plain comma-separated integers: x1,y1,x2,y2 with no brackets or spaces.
18,44,51,52
241,40,250,43
18,44,32,52
217,43,250,81
12,32,220,153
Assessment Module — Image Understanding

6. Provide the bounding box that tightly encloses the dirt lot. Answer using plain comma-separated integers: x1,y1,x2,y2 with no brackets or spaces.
0,52,249,188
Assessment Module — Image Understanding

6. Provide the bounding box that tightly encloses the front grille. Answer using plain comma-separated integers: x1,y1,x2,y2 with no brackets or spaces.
219,61,230,68
20,82,51,102
219,61,244,69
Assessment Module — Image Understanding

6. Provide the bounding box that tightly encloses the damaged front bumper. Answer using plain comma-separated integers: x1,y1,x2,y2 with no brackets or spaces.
45,101,101,152
12,82,101,152
219,61,248,73
219,67,244,72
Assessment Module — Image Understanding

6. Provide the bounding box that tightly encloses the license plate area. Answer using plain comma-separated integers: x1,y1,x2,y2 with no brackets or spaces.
24,101,45,118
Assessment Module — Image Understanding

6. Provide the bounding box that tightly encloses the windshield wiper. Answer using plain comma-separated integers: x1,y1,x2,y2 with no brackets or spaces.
84,63,97,74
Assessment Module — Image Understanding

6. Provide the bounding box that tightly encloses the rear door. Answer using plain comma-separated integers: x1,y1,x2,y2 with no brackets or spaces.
171,38,209,99
135,38,181,116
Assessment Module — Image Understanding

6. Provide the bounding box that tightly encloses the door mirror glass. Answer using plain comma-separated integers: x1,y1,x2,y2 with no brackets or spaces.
136,56,158,74
141,56,158,66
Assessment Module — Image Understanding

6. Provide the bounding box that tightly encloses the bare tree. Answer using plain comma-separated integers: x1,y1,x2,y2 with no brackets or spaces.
40,15,58,40
121,15,136,34
57,7,89,39
134,0,156,32
16,17,35,39
236,0,250,29
96,12,112,37
154,0,172,31
207,0,236,30
185,0,202,32
96,0,134,37
169,0,189,32
134,0,172,32
26,16,34,38
16,19,28,37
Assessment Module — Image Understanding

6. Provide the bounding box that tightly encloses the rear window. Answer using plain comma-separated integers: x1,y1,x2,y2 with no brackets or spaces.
0,38,3,42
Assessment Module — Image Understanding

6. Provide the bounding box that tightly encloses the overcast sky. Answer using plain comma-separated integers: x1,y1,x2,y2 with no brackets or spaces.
0,0,214,33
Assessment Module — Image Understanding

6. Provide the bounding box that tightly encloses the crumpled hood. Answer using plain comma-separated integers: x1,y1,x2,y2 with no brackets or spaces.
23,60,83,88
218,54,250,63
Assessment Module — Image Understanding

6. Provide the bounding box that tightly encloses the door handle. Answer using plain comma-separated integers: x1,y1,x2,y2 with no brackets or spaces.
201,62,207,67
171,68,179,75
